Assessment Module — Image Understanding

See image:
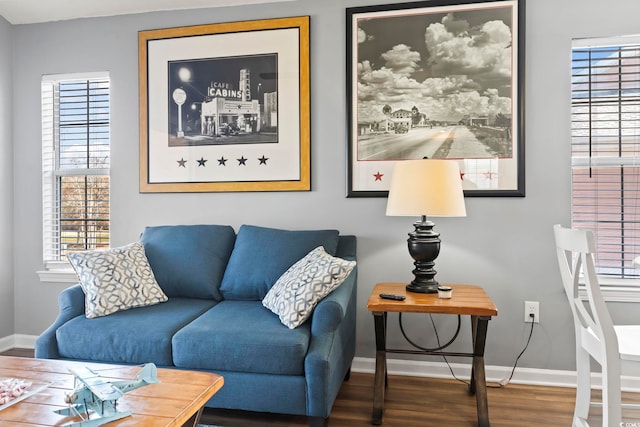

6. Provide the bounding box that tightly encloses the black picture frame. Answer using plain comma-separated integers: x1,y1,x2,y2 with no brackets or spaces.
346,0,525,197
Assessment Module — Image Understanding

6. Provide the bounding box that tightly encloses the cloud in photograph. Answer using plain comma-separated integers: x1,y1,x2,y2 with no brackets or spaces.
425,14,512,80
355,10,513,123
381,44,421,76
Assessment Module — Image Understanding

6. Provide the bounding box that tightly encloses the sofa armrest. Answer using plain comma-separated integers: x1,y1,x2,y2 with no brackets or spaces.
306,258,357,418
311,264,357,336
35,284,85,359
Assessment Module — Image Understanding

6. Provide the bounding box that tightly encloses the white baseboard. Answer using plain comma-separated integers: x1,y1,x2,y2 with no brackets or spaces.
351,356,640,392
0,334,37,353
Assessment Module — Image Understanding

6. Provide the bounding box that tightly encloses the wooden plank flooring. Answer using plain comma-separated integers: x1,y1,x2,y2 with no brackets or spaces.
3,348,640,426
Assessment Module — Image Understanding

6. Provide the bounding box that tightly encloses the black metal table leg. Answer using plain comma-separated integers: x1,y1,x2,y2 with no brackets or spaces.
472,316,491,427
469,315,478,395
183,407,204,427
371,311,387,425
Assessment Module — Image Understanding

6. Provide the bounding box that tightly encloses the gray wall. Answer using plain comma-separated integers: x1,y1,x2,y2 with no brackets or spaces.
9,0,640,371
0,15,14,338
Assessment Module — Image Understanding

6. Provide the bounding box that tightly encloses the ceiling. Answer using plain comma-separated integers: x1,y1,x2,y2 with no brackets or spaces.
0,0,294,25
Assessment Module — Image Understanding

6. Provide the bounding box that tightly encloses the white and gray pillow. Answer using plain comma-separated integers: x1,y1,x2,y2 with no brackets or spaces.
262,246,356,329
68,242,168,319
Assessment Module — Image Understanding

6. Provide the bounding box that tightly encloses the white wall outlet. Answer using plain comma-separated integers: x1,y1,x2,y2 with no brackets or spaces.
524,301,539,323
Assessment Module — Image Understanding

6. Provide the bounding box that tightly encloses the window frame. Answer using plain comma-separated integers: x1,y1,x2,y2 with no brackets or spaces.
38,71,111,283
571,35,640,300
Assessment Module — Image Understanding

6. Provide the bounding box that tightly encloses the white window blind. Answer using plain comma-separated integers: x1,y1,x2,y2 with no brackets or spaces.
42,72,110,265
571,38,640,280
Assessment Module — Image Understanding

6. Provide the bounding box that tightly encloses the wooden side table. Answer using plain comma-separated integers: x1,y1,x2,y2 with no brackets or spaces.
367,282,498,427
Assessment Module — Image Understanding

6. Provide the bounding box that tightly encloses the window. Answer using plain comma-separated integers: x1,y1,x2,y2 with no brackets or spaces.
41,72,110,274
571,37,640,282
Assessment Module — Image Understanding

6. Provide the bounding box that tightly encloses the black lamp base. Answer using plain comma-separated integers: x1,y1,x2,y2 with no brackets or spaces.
406,216,440,294
406,281,439,294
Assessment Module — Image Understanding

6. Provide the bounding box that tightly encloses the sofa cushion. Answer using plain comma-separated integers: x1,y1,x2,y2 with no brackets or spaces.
140,225,236,300
172,300,310,375
67,242,168,318
220,225,340,300
56,298,217,366
263,246,356,328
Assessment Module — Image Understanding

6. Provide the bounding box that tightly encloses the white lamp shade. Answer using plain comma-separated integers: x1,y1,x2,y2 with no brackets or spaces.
386,159,467,217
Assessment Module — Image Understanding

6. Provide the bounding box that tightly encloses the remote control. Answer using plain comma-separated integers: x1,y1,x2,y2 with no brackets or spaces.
379,293,406,301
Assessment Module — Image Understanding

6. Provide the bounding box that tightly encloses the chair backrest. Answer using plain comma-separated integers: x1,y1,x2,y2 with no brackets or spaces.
553,224,618,355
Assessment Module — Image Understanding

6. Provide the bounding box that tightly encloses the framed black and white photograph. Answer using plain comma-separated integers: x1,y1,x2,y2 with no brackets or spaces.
347,0,525,197
139,16,310,193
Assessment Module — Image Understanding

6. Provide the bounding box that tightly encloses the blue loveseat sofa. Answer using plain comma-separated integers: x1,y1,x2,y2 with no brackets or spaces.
35,224,357,427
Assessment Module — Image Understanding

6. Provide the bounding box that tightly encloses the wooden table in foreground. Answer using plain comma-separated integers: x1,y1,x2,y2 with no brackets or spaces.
367,283,498,427
0,356,223,426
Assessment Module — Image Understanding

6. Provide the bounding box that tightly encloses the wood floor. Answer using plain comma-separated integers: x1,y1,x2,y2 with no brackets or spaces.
3,348,640,426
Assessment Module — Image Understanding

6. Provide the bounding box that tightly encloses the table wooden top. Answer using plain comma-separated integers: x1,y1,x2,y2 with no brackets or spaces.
0,356,223,426
368,283,498,317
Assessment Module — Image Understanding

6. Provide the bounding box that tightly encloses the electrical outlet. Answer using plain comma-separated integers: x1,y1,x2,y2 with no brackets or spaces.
524,301,539,323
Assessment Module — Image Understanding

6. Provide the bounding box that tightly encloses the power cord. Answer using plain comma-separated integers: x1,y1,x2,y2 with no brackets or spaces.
497,312,536,387
399,312,469,386
401,311,537,388
428,313,470,387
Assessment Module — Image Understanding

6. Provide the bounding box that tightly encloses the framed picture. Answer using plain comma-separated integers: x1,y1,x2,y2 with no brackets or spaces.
139,16,310,193
347,0,525,197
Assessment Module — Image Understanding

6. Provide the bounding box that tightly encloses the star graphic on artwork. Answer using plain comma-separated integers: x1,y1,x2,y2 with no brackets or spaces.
258,155,269,165
373,171,384,181
218,157,227,166
237,156,247,166
177,158,187,168
197,157,208,167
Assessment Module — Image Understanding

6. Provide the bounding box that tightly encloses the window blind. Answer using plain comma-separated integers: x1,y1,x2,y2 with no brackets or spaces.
571,41,640,279
42,74,110,262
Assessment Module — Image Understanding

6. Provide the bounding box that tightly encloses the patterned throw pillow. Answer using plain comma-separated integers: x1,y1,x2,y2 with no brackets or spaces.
68,242,168,319
262,246,356,329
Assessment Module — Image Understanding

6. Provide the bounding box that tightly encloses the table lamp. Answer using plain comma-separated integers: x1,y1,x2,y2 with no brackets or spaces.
386,159,466,293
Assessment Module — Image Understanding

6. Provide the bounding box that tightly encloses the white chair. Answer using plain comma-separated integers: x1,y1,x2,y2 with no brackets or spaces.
554,224,640,427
